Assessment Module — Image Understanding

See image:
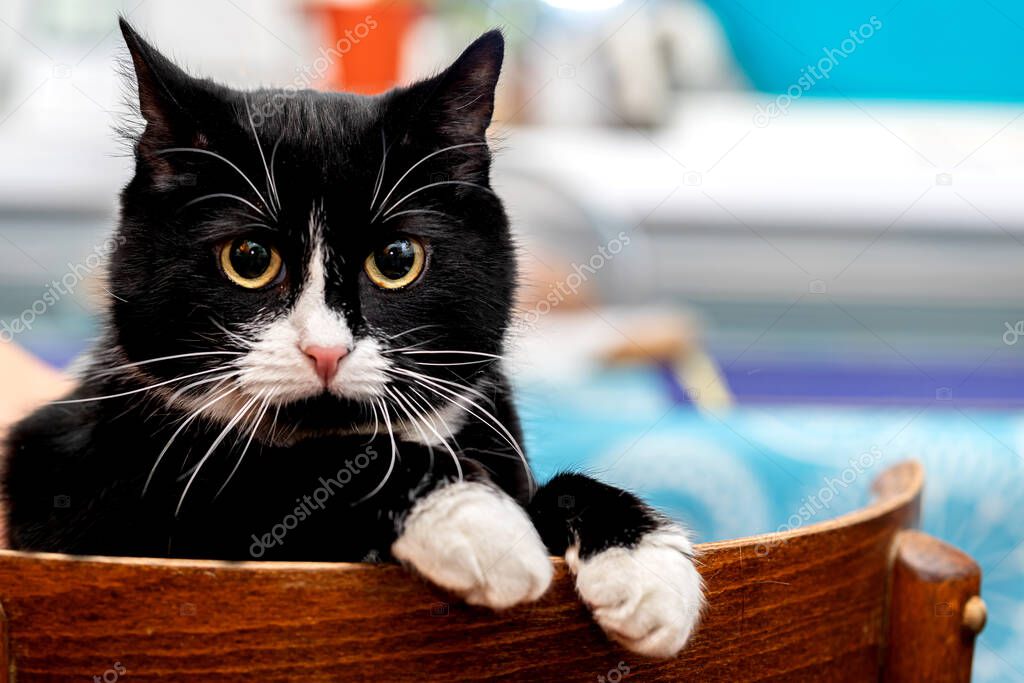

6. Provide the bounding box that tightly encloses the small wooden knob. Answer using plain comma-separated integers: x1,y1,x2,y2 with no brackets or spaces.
963,595,987,634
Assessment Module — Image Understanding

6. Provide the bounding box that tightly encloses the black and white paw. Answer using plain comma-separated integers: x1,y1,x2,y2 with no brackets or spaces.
392,481,554,610
568,526,704,658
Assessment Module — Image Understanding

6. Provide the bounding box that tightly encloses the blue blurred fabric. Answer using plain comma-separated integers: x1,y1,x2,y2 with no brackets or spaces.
703,0,1024,102
520,368,1024,682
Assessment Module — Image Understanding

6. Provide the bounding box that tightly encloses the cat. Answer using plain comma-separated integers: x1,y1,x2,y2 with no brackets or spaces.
1,18,703,658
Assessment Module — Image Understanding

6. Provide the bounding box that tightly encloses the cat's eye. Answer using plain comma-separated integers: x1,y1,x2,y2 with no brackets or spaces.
364,238,425,290
219,238,283,289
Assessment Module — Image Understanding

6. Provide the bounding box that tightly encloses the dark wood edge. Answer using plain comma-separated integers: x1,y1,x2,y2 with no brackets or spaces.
0,601,9,683
0,461,924,571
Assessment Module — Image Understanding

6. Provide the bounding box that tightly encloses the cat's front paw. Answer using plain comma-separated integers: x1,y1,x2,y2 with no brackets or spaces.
392,481,553,610
569,527,704,658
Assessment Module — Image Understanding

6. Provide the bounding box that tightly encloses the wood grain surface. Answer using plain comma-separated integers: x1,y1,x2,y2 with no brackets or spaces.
884,529,984,683
0,461,967,682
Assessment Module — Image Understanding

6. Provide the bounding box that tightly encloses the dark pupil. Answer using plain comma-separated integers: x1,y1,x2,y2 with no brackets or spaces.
375,239,415,280
231,239,271,279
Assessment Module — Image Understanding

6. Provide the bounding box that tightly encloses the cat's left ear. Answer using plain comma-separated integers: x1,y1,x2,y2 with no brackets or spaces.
413,30,505,141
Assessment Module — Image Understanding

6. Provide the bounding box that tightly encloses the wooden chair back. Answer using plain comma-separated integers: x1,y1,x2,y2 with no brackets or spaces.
0,461,984,681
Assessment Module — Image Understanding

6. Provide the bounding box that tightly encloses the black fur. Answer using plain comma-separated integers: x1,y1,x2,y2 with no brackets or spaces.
2,20,672,567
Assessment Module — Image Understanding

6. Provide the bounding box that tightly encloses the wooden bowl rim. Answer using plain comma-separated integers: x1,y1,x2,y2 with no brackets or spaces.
0,460,922,572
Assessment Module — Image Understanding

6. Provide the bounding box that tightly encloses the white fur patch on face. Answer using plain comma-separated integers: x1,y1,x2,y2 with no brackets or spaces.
392,481,553,610
236,212,391,405
567,526,704,658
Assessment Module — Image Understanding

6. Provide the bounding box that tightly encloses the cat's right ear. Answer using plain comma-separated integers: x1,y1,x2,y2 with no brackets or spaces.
119,18,207,176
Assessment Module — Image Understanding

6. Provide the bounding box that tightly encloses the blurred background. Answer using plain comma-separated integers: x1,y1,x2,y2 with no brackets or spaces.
2,0,1023,678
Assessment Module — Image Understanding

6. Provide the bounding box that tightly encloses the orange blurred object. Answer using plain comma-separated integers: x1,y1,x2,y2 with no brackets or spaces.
307,1,421,95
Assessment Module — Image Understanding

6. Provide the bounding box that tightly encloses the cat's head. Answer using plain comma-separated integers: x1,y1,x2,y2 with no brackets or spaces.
107,19,514,443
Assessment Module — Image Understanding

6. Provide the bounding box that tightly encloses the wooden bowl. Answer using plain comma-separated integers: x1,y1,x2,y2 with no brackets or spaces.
0,461,983,681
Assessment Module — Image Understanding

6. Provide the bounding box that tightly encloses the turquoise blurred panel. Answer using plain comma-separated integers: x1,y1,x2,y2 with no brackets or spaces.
702,0,1024,101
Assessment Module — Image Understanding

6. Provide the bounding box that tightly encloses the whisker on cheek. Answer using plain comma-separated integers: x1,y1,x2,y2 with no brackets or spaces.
143,381,240,496
175,390,265,516
352,397,398,505
215,393,272,499
387,385,462,483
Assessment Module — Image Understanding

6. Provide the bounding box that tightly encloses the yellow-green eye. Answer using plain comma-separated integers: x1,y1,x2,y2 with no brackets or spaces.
365,238,425,289
219,238,283,289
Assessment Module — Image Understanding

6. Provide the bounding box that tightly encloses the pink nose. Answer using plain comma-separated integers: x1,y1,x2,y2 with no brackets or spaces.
302,345,350,384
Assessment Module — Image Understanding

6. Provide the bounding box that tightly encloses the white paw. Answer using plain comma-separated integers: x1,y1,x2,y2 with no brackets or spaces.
391,481,554,610
568,527,704,658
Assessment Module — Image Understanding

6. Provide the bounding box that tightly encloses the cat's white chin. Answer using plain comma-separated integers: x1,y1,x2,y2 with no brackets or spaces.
392,481,553,610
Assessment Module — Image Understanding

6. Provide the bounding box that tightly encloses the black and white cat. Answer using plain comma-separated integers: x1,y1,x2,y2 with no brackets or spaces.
1,19,703,658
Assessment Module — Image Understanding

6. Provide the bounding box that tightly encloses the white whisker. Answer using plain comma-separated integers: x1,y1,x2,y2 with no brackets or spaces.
390,370,533,493
92,351,242,377
143,384,238,496
167,371,239,402
215,394,271,499
176,391,263,516
382,209,455,223
382,324,440,341
209,318,252,349
158,147,273,216
353,398,398,505
373,141,489,222
382,338,443,355
402,349,504,360
244,98,280,216
53,366,230,404
405,386,463,453
379,180,496,222
267,402,283,444
411,360,496,367
390,367,491,403
184,193,266,217
269,133,284,212
388,386,463,481
363,400,380,446
370,129,388,212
